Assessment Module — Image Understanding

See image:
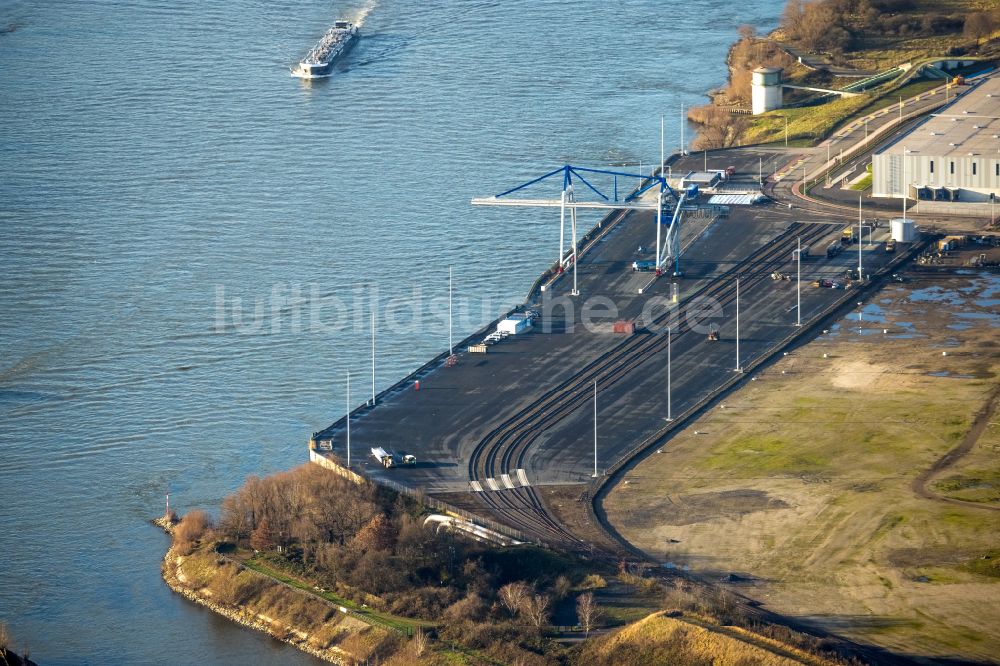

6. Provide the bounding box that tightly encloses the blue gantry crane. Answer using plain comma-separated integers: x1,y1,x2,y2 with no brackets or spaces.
471,165,686,294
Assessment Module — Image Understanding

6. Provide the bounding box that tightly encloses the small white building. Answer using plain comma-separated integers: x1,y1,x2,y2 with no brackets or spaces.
872,75,1000,203
497,314,532,335
679,171,722,188
751,67,783,115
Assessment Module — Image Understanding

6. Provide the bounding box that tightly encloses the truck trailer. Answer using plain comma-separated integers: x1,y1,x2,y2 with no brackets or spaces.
371,447,395,468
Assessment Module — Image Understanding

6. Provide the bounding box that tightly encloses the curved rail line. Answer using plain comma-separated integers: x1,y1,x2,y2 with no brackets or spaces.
468,221,835,547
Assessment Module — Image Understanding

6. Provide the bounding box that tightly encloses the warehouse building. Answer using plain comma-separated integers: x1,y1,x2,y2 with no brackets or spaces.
872,75,1000,204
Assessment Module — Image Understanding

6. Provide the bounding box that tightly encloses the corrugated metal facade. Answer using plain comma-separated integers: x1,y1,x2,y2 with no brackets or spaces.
872,75,1000,203
872,152,1000,202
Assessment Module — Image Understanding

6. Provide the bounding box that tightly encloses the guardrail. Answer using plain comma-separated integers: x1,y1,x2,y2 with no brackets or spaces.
841,66,904,93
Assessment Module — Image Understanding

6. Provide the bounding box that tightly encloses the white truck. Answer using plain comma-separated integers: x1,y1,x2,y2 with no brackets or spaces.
371,447,416,468
371,447,395,468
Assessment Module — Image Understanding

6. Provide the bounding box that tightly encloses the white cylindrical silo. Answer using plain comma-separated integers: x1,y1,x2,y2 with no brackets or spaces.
751,67,783,115
890,218,917,242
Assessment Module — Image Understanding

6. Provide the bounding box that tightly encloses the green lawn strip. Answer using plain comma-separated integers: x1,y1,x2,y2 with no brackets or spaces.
438,641,508,666
241,557,434,634
868,78,947,112
239,556,513,663
850,173,873,191
747,72,956,147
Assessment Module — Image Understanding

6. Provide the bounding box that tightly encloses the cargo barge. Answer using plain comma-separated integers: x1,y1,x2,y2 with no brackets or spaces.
291,21,358,79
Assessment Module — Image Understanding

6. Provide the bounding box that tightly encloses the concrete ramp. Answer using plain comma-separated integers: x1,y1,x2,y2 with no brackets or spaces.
782,84,861,98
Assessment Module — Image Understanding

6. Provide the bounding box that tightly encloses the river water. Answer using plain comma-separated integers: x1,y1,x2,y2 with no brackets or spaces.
0,1,783,663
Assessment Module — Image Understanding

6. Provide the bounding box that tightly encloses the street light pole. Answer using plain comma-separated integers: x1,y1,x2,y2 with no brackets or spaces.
592,380,599,477
902,145,908,220
796,236,802,327
784,115,788,147
667,327,673,421
858,193,864,281
660,114,665,177
371,309,376,405
735,276,742,373
346,370,351,467
571,202,579,296
681,104,685,155
448,265,453,355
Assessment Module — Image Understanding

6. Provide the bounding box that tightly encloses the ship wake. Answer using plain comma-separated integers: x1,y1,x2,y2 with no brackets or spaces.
349,0,378,28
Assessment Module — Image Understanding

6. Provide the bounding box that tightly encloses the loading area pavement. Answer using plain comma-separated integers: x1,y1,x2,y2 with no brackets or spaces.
313,174,917,543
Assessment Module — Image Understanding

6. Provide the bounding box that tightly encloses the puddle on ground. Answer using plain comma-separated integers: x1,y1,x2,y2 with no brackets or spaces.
822,323,842,339
928,370,975,378
817,272,997,342
956,311,1000,327
858,301,888,323
888,321,924,339
908,285,965,305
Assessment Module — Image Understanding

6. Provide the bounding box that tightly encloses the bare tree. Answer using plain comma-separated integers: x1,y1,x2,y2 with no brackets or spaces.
0,621,9,653
352,514,395,553
576,592,601,636
218,493,251,543
782,0,806,40
498,581,529,618
523,593,551,629
964,12,994,45
689,106,750,151
410,628,428,658
250,518,275,552
552,575,572,601
174,509,211,555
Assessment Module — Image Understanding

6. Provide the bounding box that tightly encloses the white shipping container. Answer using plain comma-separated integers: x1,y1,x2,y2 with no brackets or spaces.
497,317,531,335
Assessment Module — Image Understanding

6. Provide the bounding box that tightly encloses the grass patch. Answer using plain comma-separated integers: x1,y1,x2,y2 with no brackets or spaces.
962,551,1000,579
702,434,829,477
933,471,1000,501
850,173,873,191
574,612,817,666
176,549,218,589
242,555,430,635
746,94,875,145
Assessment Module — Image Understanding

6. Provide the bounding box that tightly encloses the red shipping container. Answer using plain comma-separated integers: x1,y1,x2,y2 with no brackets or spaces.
612,320,636,335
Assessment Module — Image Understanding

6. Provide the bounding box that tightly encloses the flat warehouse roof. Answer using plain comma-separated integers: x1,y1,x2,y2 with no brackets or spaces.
877,75,1000,160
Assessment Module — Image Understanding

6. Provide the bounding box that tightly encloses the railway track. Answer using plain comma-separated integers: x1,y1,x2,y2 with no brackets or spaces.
468,221,837,547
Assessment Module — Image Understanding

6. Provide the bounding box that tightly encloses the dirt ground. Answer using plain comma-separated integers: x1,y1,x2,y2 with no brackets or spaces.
603,265,1000,663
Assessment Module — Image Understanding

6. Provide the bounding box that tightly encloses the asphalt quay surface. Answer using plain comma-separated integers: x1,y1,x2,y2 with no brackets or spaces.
316,194,903,536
